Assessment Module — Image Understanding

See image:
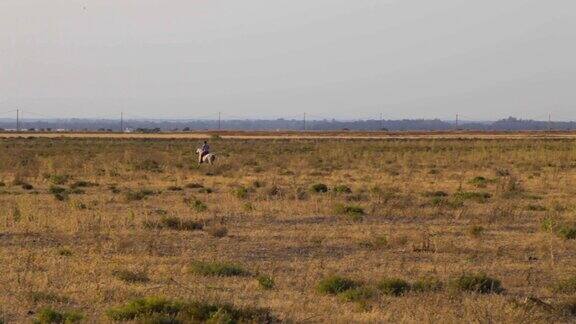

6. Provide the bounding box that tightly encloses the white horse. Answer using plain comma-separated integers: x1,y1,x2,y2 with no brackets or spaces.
196,148,216,165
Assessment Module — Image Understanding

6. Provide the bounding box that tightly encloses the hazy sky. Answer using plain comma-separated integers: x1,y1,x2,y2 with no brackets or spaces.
1,0,575,120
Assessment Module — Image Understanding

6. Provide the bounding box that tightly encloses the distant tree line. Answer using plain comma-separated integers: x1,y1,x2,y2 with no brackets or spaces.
0,117,574,132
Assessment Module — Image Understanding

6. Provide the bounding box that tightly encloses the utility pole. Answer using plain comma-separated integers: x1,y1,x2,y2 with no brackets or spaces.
548,112,552,132
218,112,221,130
380,112,384,131
303,113,306,131
16,109,19,132
120,112,124,132
455,113,459,130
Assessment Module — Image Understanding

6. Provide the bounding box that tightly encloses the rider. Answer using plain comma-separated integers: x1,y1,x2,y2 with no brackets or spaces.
198,140,210,163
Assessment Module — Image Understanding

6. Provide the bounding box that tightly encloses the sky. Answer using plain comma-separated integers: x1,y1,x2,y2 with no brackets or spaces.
1,0,575,121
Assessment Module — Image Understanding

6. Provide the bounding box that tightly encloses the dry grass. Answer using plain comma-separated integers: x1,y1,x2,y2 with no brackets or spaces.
1,136,576,322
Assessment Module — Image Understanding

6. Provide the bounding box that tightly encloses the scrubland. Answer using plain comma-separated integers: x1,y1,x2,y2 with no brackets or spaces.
1,136,576,323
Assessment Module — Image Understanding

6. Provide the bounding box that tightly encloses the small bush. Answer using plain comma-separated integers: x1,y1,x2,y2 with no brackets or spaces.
526,204,547,211
106,297,273,323
35,307,83,324
57,248,73,257
449,273,503,294
412,277,443,292
207,226,228,238
338,287,374,303
334,204,365,221
124,189,155,202
424,191,448,198
0,181,5,187
69,180,97,189
21,183,34,190
257,275,275,290
28,291,70,303
48,174,70,185
167,185,183,191
144,216,203,231
557,226,576,240
317,275,357,295
190,261,248,277
468,226,485,238
453,191,491,203
185,183,204,189
190,199,208,212
232,187,249,199
377,278,410,296
553,276,576,294
333,185,352,194
112,269,150,284
311,183,328,193
49,185,66,195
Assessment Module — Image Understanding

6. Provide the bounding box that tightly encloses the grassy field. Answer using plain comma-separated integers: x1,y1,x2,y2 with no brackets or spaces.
1,136,576,323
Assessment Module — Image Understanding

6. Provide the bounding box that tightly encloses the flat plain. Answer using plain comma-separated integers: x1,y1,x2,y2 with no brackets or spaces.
1,134,576,323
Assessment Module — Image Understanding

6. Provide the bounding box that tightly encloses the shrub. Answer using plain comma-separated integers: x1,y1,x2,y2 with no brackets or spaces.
334,204,365,221
112,269,150,284
469,176,489,188
58,248,73,257
190,199,208,212
449,273,503,294
526,204,547,211
553,276,576,294
190,261,248,277
28,291,70,303
359,235,388,250
257,275,275,290
185,183,204,189
338,287,374,303
48,174,69,185
69,180,97,189
34,307,83,324
144,216,203,231
232,187,249,199
21,183,34,190
0,181,5,187
106,297,183,321
453,191,491,203
124,189,155,202
424,191,448,198
333,185,352,194
311,183,328,193
557,226,576,240
106,297,273,323
167,185,183,191
468,226,485,238
207,226,228,238
317,275,357,295
49,185,66,195
377,278,410,296
412,277,443,292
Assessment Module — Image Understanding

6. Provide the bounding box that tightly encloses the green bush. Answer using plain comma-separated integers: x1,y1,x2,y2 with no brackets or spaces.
338,287,373,302
257,275,275,290
317,275,357,295
48,174,70,185
107,297,273,323
377,278,410,296
190,199,208,212
412,277,443,292
333,185,352,194
34,307,83,324
311,183,328,193
453,191,491,203
190,261,248,277
232,187,249,199
557,226,576,240
449,273,503,294
124,189,155,202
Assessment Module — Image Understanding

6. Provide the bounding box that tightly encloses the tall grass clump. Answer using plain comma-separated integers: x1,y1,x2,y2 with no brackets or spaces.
449,273,503,294
377,278,410,296
34,307,83,324
317,275,357,295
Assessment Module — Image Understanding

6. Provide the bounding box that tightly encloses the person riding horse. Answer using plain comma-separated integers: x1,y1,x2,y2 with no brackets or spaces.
198,141,210,164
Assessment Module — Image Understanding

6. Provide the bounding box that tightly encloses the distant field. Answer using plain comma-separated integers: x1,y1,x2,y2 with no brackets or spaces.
1,136,576,322
1,130,576,140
